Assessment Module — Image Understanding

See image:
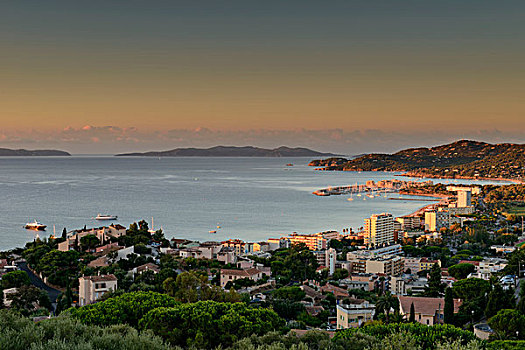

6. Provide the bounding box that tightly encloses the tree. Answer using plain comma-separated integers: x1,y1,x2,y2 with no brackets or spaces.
375,291,399,324
452,278,491,323
448,263,476,280
61,227,67,240
444,287,454,325
485,283,515,318
424,263,445,297
0,270,30,289
272,286,305,302
7,285,51,316
138,301,285,348
409,302,415,323
37,250,80,287
332,268,349,280
69,291,179,327
80,234,100,251
488,309,525,340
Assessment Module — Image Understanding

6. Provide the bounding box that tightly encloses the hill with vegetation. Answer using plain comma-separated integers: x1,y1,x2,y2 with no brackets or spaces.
116,146,338,157
310,140,525,180
0,148,70,156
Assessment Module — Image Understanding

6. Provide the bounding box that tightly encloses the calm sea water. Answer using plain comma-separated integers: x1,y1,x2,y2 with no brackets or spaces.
0,157,508,251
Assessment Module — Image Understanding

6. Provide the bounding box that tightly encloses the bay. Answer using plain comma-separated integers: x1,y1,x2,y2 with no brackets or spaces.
0,156,508,251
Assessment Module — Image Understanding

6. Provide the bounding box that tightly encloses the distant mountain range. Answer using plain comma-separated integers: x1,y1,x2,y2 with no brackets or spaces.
0,148,71,156
309,140,525,180
116,146,339,157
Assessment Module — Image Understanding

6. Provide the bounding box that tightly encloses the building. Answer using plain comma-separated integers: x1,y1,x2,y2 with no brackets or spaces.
325,248,337,275
220,268,265,288
364,213,394,247
346,253,404,276
424,210,450,232
78,275,118,306
457,190,472,208
348,244,403,259
471,258,508,280
398,296,461,326
288,233,327,250
395,216,422,230
391,275,427,295
336,300,375,329
58,224,127,252
446,185,481,195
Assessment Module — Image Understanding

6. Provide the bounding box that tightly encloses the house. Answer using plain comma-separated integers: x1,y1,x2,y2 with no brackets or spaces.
87,256,110,268
133,263,160,275
398,296,461,326
320,283,349,299
2,287,18,307
219,268,265,288
300,285,326,305
78,275,118,306
336,299,375,329
217,246,237,264
58,225,127,252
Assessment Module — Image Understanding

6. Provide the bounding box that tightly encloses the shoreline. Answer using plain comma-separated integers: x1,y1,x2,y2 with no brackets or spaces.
397,172,523,184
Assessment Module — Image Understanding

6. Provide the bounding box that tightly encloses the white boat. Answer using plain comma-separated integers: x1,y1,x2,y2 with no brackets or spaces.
95,214,118,220
25,220,46,231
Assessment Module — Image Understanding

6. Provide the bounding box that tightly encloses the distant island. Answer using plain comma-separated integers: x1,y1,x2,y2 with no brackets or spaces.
310,140,525,181
116,146,339,157
0,148,71,156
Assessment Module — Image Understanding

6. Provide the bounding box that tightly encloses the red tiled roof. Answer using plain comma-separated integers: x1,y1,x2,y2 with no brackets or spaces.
398,296,461,316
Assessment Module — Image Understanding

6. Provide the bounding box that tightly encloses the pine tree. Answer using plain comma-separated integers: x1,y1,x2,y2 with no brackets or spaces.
444,287,454,324
425,263,444,297
409,302,415,323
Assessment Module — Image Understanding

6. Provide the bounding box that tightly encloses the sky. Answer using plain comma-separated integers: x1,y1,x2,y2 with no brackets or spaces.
1,0,524,154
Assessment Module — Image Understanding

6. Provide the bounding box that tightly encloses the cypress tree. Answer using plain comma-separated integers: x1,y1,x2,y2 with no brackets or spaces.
62,228,67,240
409,302,415,323
444,287,454,324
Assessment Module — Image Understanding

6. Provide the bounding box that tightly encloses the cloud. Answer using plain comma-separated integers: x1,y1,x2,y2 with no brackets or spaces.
0,126,524,155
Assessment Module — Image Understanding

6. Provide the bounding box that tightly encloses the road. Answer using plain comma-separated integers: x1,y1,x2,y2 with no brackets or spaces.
17,261,61,308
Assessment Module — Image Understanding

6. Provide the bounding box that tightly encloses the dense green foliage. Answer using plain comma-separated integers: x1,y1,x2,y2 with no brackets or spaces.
488,309,525,340
0,270,30,289
448,263,476,280
334,322,478,350
0,310,173,350
68,291,179,327
138,301,285,348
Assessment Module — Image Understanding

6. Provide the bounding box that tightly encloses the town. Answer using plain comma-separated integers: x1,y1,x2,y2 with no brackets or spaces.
1,182,524,349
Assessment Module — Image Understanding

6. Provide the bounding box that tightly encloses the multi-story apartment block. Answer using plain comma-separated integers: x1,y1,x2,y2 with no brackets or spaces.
457,190,472,208
424,210,450,232
364,213,395,247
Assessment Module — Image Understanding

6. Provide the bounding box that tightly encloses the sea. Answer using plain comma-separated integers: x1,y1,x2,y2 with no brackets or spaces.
0,156,510,251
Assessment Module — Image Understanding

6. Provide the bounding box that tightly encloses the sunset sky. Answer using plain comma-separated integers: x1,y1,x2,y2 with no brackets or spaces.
1,1,524,154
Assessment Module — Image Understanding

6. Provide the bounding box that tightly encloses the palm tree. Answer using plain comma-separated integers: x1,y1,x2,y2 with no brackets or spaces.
375,291,400,324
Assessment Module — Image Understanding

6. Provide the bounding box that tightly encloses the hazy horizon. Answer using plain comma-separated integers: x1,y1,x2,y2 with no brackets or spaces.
1,126,525,155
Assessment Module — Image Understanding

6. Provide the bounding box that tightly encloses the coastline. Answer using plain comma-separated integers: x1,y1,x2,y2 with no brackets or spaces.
312,166,522,184
398,172,523,184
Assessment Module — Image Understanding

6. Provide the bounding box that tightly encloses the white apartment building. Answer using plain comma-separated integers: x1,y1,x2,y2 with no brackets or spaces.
364,213,394,247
